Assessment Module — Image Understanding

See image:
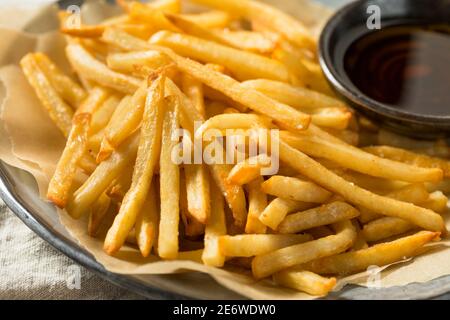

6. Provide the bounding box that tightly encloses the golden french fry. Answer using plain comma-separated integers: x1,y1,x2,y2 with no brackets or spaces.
135,182,159,257
181,73,205,118
259,198,314,231
90,95,120,135
215,29,276,54
76,86,109,115
150,31,291,82
245,176,267,234
362,217,415,243
67,132,139,219
281,132,444,183
158,95,181,259
261,176,332,203
88,192,112,237
358,183,430,223
180,171,206,237
304,231,440,275
184,164,210,225
227,154,272,185
147,0,181,13
278,140,445,232
33,53,87,108
190,0,315,50
106,165,133,202
219,233,312,257
125,1,181,32
178,10,231,29
202,180,227,267
278,202,360,234
364,145,450,178
47,113,90,208
107,50,171,74
103,75,165,255
101,27,152,51
242,79,348,110
273,270,336,296
421,191,448,213
61,24,105,38
252,221,356,278
66,43,141,94
20,53,74,136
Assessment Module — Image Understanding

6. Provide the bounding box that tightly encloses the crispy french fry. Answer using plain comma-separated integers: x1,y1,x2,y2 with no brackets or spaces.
215,29,276,54
20,53,74,136
364,145,450,178
281,132,444,183
125,1,181,32
259,198,315,231
227,154,271,185
362,217,415,243
76,86,109,115
101,27,152,51
245,176,267,234
66,43,141,94
158,95,181,259
90,95,120,135
179,10,231,29
33,53,87,107
195,114,272,138
273,270,336,296
47,113,90,208
184,164,210,225
278,140,445,231
67,132,139,219
261,176,332,203
150,31,291,82
190,0,315,50
104,75,165,255
88,192,112,237
135,182,159,257
279,202,360,234
107,50,171,74
202,180,227,266
252,221,356,278
61,24,105,38
219,233,312,257
421,191,448,213
181,73,205,118
358,183,430,223
304,231,440,275
180,171,206,237
242,79,348,110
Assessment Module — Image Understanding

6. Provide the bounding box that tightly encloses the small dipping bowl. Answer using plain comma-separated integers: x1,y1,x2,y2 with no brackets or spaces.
319,0,450,139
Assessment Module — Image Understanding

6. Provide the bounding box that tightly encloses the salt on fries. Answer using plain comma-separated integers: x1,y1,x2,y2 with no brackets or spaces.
20,0,448,297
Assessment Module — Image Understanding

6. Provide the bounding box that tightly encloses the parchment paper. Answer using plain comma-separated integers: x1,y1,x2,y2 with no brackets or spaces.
0,0,449,300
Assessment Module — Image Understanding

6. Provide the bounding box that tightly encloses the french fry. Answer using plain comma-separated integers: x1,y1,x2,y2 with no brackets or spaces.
245,176,267,234
259,198,314,231
364,145,450,178
421,191,448,213
280,132,444,183
106,165,133,202
135,182,159,257
107,51,171,74
149,31,291,82
147,0,181,14
103,75,165,255
76,86,109,115
88,192,112,237
252,221,356,278
61,24,105,38
184,164,211,225
101,27,152,52
125,1,181,33
33,53,87,108
66,43,141,94
219,234,312,257
214,30,276,54
278,140,445,231
358,183,430,223
90,95,121,135
362,217,415,243
20,53,74,136
227,154,272,185
67,132,139,219
273,270,336,296
242,79,348,110
307,226,334,239
202,180,227,267
179,10,231,29
195,114,272,138
261,176,332,203
304,231,440,275
190,0,315,50
351,221,369,251
180,172,206,237
278,202,360,234
181,73,205,118
158,95,181,259
47,113,90,208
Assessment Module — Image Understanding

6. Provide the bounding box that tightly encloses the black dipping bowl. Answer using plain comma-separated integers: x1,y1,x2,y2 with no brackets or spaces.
319,0,450,139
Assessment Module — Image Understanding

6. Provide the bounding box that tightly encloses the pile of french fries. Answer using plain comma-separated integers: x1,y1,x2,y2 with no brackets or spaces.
19,0,449,297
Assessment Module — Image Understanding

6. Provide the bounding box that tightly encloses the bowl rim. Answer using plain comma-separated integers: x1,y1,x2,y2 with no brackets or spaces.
319,0,450,126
